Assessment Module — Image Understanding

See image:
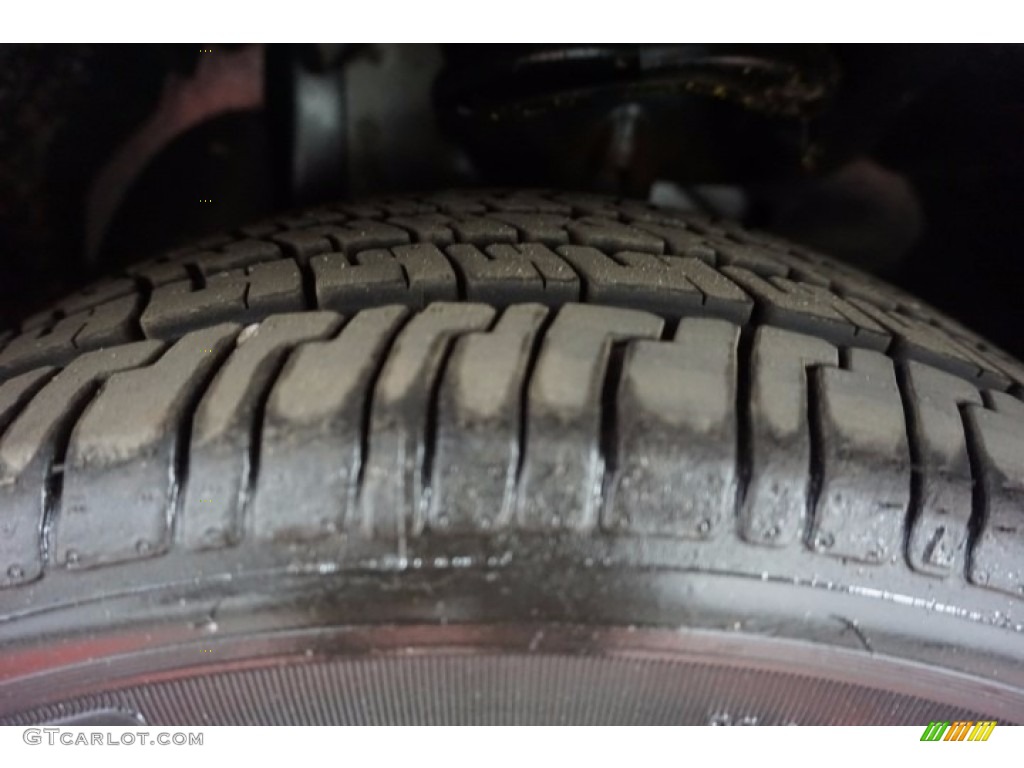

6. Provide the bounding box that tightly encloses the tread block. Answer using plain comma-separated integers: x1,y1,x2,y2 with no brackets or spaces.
394,244,461,305
269,228,337,263
740,327,838,546
810,350,912,563
706,238,789,277
195,240,283,275
0,368,56,437
72,296,142,351
445,244,578,305
126,258,191,287
723,267,890,350
663,256,753,322
979,345,1024,388
553,192,627,218
323,219,411,255
388,214,456,246
763,252,837,289
0,368,62,583
516,304,663,531
418,192,487,215
368,198,438,217
489,213,572,246
182,314,343,550
0,296,141,377
431,305,549,532
604,318,740,538
559,246,704,316
314,244,459,312
241,261,305,313
55,326,240,569
850,300,1010,389
3,190,1024,603
313,249,408,310
903,362,982,575
629,222,716,263
491,244,580,302
964,393,1024,596
1,343,163,584
308,208,349,225
721,225,794,253
357,303,496,539
557,246,751,322
141,261,304,339
21,279,139,331
988,389,1024,420
561,244,704,313
16,309,55,333
59,278,139,317
445,244,539,303
565,216,665,254
11,191,1024,420
619,205,697,227
616,199,696,224
482,193,571,214
252,306,409,543
447,216,518,246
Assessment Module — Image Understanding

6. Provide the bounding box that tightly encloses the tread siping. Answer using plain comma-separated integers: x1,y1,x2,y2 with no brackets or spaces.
0,302,1020,603
0,191,1022,611
2,190,1023,393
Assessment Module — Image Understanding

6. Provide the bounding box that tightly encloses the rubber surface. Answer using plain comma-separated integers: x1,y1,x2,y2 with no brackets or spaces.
1,626,1014,725
1,190,1023,719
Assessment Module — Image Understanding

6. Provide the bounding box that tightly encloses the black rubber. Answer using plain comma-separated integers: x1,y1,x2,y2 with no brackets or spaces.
1,189,1023,724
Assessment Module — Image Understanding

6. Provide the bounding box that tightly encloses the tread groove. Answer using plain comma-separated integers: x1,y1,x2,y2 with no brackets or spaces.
804,364,826,551
168,335,240,547
0,369,58,443
732,325,755,530
4,193,1019,393
597,341,629,516
41,381,104,571
128,277,154,341
352,310,416,513
895,362,925,573
419,322,497,531
513,309,555,490
184,262,206,291
0,190,1021,611
299,260,319,311
238,351,297,543
959,401,988,585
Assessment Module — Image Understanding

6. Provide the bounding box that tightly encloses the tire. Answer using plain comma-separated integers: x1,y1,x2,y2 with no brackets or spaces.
0,189,1022,725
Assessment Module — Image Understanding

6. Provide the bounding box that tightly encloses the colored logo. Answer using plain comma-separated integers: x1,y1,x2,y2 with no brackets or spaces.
920,721,996,741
